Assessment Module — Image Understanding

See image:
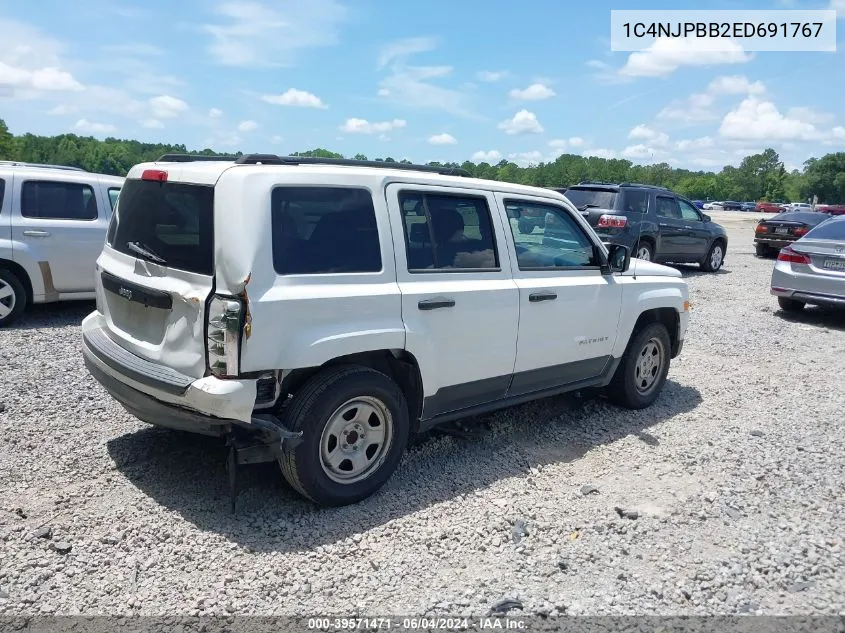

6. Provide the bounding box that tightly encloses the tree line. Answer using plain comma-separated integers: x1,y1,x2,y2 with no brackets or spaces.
2,118,843,203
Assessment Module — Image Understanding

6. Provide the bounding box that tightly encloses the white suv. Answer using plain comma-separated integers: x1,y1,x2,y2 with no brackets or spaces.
81,154,690,507
0,161,124,326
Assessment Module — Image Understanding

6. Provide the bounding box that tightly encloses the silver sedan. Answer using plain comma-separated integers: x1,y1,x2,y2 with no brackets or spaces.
770,215,845,312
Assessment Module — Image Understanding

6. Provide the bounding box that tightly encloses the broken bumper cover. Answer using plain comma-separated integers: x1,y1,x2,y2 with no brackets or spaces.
81,313,300,445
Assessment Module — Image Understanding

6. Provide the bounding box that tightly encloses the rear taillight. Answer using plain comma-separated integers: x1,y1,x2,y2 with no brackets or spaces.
777,247,811,264
755,223,768,233
597,214,627,229
207,295,245,378
141,169,168,182
793,226,809,237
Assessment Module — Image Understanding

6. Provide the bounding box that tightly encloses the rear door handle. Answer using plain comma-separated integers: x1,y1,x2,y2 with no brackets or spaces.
658,222,670,228
23,230,51,237
418,297,455,311
529,291,557,302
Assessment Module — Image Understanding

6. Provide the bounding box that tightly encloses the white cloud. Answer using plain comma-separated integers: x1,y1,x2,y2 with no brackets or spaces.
568,137,585,148
508,83,555,101
261,88,327,108
376,38,476,118
548,137,585,151
675,136,715,151
149,95,188,118
498,109,543,135
237,119,259,132
340,118,407,134
707,75,765,95
205,131,242,148
832,0,845,18
270,135,284,144
141,118,164,129
719,97,822,141
549,139,568,149
0,61,83,94
428,133,457,145
658,92,717,123
583,148,616,159
471,150,502,163
508,151,545,167
621,144,664,159
74,119,116,134
619,38,752,78
47,104,75,116
476,70,508,82
628,124,669,146
786,106,834,125
202,0,348,67
833,126,845,139
209,108,223,118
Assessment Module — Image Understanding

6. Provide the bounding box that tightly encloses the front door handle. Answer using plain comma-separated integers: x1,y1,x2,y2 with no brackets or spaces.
418,297,455,311
23,230,51,237
529,291,557,302
658,222,670,228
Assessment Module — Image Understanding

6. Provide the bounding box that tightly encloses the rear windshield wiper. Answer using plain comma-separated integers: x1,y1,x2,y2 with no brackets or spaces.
126,241,166,265
578,204,600,210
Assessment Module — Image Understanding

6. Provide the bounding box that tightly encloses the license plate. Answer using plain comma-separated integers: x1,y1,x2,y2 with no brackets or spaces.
775,227,790,235
822,258,845,271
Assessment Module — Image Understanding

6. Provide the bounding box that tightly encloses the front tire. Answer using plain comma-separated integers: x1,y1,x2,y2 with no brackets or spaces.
0,269,27,328
607,322,671,409
701,241,725,272
278,365,410,506
777,297,805,313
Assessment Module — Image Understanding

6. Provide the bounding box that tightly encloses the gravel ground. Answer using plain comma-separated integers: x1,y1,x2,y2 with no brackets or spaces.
1,211,843,617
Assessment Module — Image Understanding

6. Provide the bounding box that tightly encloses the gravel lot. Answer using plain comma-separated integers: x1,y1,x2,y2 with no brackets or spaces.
1,211,843,617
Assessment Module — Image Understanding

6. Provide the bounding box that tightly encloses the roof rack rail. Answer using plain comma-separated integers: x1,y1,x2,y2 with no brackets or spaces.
233,154,472,177
619,182,670,190
576,180,618,186
0,160,87,172
155,153,239,162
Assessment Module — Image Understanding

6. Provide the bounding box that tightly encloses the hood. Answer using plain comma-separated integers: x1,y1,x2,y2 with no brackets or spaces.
621,259,683,278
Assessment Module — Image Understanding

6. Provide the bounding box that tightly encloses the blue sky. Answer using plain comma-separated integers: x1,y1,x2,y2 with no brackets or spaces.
1,0,844,172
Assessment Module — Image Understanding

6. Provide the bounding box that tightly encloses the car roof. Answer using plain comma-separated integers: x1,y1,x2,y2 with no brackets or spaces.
0,161,124,184
124,155,571,201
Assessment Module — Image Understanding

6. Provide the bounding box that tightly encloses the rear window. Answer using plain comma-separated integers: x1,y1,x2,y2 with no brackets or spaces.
773,212,825,224
270,186,381,275
21,180,98,220
563,187,618,211
805,219,845,240
106,179,214,276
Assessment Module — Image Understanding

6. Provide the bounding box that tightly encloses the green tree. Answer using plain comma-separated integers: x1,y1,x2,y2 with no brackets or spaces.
0,119,14,160
804,153,845,204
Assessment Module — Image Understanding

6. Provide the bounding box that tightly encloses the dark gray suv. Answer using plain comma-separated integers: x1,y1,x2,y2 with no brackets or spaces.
552,182,729,272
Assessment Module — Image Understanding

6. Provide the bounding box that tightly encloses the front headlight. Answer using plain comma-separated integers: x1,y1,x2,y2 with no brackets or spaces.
207,295,245,378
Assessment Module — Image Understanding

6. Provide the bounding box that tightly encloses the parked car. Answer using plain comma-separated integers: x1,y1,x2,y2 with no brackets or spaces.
555,182,728,272
721,201,743,211
0,161,124,327
81,154,690,507
754,211,832,258
692,200,704,209
741,202,756,212
703,201,723,210
756,201,783,213
818,204,845,216
770,215,845,312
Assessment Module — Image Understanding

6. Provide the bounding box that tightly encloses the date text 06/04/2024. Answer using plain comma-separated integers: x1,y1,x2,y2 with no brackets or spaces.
307,617,527,630
622,22,824,39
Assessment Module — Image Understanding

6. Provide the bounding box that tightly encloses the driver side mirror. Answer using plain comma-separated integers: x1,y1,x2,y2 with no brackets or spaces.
605,243,630,273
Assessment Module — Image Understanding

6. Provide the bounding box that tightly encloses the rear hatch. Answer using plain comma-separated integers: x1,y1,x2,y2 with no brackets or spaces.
96,176,215,379
560,186,632,239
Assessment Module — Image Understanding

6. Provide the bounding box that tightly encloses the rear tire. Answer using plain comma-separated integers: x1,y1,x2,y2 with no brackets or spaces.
607,322,671,410
634,241,654,262
278,365,410,506
0,269,27,328
755,243,773,258
777,297,805,313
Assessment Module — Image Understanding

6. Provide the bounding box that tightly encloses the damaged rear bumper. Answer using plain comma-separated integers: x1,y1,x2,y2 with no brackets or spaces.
81,312,300,447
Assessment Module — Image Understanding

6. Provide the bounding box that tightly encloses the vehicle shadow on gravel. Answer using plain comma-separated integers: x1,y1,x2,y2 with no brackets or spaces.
669,264,731,278
774,306,845,331
6,301,94,331
106,379,702,552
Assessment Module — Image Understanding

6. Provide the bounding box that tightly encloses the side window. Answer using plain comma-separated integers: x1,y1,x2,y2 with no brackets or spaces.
656,196,681,219
678,199,702,221
108,188,121,211
270,186,382,275
505,199,600,269
21,180,98,220
621,189,649,215
399,192,499,271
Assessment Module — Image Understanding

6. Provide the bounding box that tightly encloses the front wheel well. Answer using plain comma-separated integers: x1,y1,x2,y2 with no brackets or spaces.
631,307,680,356
279,350,424,431
0,259,33,304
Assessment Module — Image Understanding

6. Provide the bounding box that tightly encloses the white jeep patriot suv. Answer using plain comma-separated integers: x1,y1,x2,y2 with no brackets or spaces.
81,154,690,508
